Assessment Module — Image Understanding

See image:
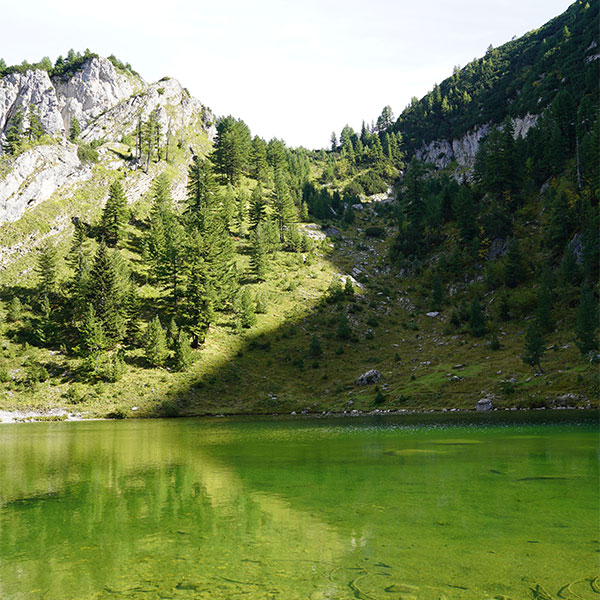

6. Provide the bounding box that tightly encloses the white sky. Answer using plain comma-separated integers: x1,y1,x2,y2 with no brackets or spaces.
3,0,572,149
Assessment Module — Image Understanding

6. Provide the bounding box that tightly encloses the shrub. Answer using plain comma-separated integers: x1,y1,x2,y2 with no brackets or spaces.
161,400,180,418
365,226,386,238
77,143,99,163
107,408,127,419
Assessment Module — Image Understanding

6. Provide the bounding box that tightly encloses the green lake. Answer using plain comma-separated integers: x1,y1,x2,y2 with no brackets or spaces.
0,411,598,599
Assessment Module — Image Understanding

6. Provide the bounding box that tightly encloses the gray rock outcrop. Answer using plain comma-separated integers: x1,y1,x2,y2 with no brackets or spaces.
415,114,538,171
355,369,382,386
476,396,493,411
0,143,90,221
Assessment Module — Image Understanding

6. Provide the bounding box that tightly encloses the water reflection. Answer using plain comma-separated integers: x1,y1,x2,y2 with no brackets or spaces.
0,415,597,599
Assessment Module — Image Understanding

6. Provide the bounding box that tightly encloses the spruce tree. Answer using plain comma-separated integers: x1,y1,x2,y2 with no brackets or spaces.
100,180,128,247
522,320,545,374
7,297,22,322
273,169,297,243
574,285,598,355
144,316,168,367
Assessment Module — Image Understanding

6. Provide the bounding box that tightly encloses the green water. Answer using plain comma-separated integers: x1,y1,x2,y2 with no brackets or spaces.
0,412,598,599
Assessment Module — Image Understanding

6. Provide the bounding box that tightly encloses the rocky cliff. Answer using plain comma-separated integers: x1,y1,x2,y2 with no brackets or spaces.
414,113,538,172
0,56,213,222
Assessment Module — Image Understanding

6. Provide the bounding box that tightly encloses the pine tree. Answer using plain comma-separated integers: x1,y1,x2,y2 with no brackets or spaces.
222,184,236,233
574,285,598,355
469,297,486,337
100,180,128,247
250,135,269,182
236,188,249,235
522,320,545,374
144,316,169,367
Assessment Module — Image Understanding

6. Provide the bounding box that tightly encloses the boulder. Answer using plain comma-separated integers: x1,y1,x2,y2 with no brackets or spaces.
476,396,493,411
355,369,382,386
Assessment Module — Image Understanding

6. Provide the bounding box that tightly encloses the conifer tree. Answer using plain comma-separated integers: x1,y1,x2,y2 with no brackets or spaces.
469,297,486,337
250,225,268,280
236,288,256,329
144,316,169,367
36,241,57,304
273,169,297,243
174,331,193,371
89,242,126,341
249,184,267,230
3,108,23,155
7,297,22,322
430,272,444,311
522,320,545,374
79,304,107,358
69,116,81,141
504,238,526,288
309,335,323,358
250,135,269,182
574,285,598,355
236,188,249,236
26,105,44,141
222,184,236,233
535,280,555,334
100,180,128,247
183,252,213,348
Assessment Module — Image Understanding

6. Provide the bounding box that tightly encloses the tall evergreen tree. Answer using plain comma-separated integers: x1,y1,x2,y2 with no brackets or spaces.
69,116,81,142
26,105,44,142
574,285,598,355
144,316,168,367
100,180,128,247
504,238,526,288
36,241,57,304
522,320,545,374
3,108,23,155
469,297,486,337
250,225,268,280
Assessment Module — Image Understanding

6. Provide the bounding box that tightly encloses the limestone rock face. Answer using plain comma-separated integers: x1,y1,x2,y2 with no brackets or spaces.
82,76,215,145
54,57,144,132
415,114,539,171
0,143,90,222
0,70,65,137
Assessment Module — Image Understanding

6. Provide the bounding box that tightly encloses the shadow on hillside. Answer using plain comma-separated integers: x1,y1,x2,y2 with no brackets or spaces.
161,206,405,417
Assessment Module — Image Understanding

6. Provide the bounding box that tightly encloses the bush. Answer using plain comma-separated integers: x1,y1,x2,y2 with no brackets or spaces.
161,400,180,418
355,170,387,195
343,180,364,197
107,408,127,419
374,386,386,404
309,335,323,357
365,226,386,238
77,143,99,163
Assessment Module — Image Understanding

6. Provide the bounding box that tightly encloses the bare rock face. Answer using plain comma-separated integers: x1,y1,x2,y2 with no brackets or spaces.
54,57,144,133
82,76,214,145
415,114,539,171
0,70,65,137
0,143,90,222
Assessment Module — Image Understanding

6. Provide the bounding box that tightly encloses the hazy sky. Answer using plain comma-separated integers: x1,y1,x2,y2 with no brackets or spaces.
3,0,572,149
